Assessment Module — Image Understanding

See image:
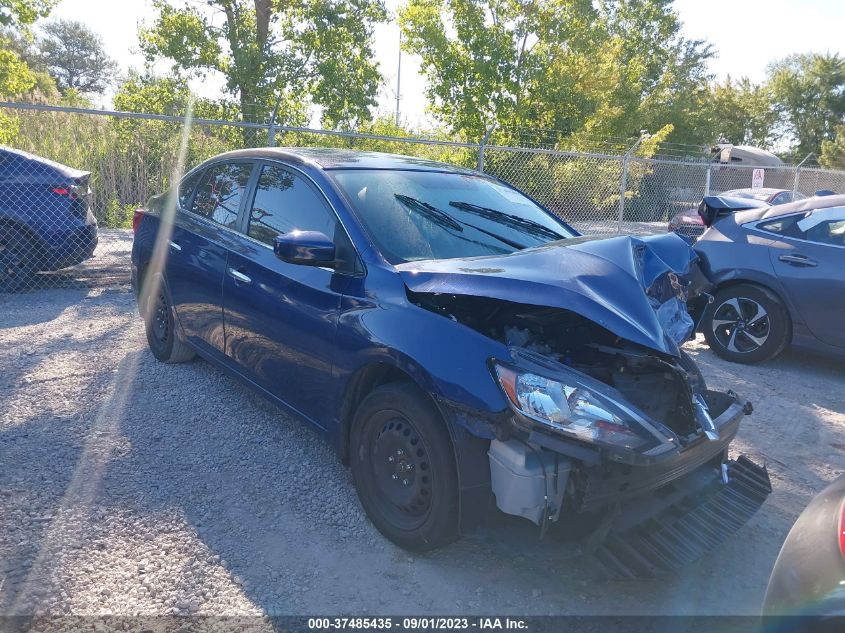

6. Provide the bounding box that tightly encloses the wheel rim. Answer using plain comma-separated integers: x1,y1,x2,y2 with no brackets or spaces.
0,238,25,286
151,290,171,346
368,414,433,530
711,296,771,354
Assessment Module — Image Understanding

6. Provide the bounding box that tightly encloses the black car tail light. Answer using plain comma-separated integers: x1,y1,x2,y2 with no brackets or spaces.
133,209,145,234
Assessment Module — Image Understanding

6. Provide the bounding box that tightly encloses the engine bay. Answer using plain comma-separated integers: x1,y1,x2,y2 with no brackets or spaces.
408,291,704,440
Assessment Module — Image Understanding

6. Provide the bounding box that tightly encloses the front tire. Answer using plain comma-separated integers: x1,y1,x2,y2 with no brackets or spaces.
702,284,790,364
143,280,195,363
350,382,460,551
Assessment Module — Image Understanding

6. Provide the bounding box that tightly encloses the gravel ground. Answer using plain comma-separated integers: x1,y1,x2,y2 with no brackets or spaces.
1,278,844,621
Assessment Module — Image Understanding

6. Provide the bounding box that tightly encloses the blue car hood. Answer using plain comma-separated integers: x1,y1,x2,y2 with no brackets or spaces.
397,233,699,357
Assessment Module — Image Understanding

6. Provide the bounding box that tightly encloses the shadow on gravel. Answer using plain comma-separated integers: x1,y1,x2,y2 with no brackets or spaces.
0,288,89,329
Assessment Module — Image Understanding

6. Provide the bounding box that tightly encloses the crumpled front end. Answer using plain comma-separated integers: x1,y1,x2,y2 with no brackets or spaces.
405,234,770,576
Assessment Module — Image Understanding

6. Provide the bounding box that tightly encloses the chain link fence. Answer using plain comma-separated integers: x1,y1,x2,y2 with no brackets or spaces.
2,101,845,293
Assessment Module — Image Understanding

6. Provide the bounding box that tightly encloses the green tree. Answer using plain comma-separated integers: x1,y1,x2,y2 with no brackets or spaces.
0,0,55,28
0,0,57,99
0,29,60,102
0,0,57,141
398,0,712,143
705,76,778,148
139,0,387,131
820,125,845,170
36,20,117,95
769,53,845,158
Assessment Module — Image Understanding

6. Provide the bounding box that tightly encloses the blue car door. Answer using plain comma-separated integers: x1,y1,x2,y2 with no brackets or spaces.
767,206,845,349
222,163,355,427
166,161,255,355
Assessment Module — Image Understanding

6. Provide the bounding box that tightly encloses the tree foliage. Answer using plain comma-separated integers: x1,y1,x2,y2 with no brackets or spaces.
769,53,845,159
0,0,56,103
36,19,117,95
705,77,778,148
139,0,387,129
820,125,845,170
398,0,712,144
0,0,55,29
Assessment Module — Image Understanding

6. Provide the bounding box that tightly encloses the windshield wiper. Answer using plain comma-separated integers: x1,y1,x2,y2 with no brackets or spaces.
394,194,464,232
448,200,566,241
458,220,527,249
394,194,526,250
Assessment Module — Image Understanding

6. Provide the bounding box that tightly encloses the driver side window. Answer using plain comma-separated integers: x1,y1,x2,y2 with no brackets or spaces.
246,165,338,245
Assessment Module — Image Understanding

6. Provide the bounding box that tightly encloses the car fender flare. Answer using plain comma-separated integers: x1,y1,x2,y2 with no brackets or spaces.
338,351,498,534
0,218,46,258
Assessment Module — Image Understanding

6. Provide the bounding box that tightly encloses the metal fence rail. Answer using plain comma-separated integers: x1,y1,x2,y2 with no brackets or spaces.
2,101,845,292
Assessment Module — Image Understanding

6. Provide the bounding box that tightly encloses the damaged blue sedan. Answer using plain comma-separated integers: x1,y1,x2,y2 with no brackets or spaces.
131,149,771,576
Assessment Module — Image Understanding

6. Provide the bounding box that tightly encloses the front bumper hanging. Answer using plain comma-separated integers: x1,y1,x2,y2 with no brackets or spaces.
592,455,772,578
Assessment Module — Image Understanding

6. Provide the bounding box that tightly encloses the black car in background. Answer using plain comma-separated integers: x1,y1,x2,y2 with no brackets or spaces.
0,147,98,291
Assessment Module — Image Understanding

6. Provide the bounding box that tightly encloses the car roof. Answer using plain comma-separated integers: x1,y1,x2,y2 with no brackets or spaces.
202,147,478,174
0,145,89,179
735,193,845,224
723,187,786,196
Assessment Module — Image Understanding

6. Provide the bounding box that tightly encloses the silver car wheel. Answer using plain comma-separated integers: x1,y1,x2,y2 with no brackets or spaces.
711,297,771,354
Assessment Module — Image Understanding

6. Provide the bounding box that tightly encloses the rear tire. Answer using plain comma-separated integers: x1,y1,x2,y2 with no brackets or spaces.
0,231,36,293
702,284,789,364
350,382,460,552
143,280,195,363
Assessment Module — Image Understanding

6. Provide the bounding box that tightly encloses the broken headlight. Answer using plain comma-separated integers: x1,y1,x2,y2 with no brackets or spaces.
493,362,657,451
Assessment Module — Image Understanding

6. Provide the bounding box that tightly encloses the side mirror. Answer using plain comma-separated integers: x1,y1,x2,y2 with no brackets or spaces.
273,230,336,267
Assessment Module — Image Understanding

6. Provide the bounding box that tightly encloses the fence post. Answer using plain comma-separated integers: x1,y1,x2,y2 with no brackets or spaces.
792,153,813,195
477,124,495,173
704,164,711,196
266,98,282,147
617,135,645,233
617,155,629,233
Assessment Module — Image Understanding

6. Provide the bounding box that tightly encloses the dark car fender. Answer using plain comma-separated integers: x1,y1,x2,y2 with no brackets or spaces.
332,271,513,531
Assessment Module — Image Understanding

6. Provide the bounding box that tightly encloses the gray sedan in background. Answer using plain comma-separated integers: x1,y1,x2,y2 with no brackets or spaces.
694,195,845,363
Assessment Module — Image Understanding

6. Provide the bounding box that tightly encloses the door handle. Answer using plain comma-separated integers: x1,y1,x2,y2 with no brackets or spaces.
168,240,182,252
227,267,252,284
778,254,817,267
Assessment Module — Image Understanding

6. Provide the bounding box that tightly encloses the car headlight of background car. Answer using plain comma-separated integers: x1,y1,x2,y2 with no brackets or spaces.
493,361,659,451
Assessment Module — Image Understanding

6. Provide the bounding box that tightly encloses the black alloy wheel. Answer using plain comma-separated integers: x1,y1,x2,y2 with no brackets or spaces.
703,284,790,364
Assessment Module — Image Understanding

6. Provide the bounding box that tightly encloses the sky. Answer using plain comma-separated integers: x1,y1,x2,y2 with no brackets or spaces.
45,0,845,130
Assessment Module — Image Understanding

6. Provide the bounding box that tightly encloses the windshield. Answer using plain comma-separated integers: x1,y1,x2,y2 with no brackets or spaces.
724,189,774,201
330,169,575,263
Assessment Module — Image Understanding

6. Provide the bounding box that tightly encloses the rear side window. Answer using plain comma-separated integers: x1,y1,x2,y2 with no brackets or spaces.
758,216,803,238
804,219,845,246
178,170,203,209
759,207,845,246
190,162,253,228
246,165,337,245
797,207,845,247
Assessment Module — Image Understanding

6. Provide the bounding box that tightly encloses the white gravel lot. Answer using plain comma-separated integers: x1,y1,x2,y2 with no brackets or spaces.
1,276,844,621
